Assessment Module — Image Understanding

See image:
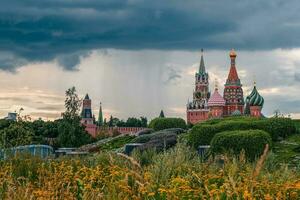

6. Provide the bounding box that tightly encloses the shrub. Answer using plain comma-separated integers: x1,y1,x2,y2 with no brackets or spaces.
137,133,177,152
210,130,272,161
132,128,185,143
98,135,135,151
148,117,186,131
189,117,297,148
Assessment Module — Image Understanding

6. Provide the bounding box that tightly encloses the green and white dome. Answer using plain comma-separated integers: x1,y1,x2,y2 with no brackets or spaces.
246,85,264,107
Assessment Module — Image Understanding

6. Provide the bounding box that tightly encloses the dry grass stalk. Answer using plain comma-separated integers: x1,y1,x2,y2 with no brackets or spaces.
252,144,269,179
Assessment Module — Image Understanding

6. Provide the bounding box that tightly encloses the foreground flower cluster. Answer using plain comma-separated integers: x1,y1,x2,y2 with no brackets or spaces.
0,144,299,200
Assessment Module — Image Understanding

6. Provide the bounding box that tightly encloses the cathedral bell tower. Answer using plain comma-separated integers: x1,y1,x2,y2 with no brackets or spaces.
223,49,245,116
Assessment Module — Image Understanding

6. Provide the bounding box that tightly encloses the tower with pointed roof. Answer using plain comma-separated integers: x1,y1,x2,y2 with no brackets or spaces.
81,93,94,125
98,102,103,126
187,49,210,124
223,49,245,116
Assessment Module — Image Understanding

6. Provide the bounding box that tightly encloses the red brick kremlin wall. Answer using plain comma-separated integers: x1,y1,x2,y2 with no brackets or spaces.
83,124,146,138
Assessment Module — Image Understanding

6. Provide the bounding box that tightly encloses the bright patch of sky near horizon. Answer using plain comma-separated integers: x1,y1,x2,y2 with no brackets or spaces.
0,48,300,121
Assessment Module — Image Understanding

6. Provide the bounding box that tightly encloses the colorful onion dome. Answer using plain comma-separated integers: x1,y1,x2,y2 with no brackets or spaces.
208,88,225,107
231,109,242,116
246,85,264,107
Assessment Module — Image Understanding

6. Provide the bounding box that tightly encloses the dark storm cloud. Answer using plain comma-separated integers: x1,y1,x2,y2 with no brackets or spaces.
0,0,300,70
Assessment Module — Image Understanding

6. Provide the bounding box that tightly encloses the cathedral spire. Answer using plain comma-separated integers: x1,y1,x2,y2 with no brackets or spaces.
226,49,240,85
98,102,103,126
199,49,205,74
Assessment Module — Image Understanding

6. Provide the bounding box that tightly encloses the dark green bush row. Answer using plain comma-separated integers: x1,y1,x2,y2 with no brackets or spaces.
148,117,186,131
210,130,272,161
189,117,297,148
132,128,185,143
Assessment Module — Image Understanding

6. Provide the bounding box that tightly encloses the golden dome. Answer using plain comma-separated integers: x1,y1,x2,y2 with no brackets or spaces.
229,49,237,57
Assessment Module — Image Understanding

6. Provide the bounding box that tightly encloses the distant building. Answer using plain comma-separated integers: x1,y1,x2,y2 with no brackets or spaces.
80,94,146,137
80,94,97,137
81,94,93,125
187,49,265,124
5,112,17,121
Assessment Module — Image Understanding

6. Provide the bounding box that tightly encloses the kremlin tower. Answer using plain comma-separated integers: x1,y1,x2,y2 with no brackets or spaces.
187,49,210,124
223,49,244,116
81,94,93,125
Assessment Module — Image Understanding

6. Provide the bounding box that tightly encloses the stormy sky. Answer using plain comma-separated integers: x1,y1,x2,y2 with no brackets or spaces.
0,0,300,120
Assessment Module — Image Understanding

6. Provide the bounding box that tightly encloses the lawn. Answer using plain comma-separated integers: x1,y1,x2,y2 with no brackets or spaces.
273,134,300,166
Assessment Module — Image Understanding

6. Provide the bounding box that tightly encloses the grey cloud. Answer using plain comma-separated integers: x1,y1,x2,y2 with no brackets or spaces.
295,73,300,82
0,0,300,70
36,105,64,111
29,112,61,119
0,96,29,102
164,67,182,85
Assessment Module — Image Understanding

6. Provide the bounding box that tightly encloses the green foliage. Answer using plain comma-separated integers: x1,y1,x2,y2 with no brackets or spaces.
0,123,34,148
210,130,272,161
56,117,93,148
56,86,93,147
107,116,147,127
132,129,184,143
293,119,300,133
0,119,13,130
63,86,81,119
148,117,186,131
98,135,135,151
273,134,300,166
189,117,297,148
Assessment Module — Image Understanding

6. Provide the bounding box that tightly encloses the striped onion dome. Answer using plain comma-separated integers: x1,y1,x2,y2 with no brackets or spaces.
208,88,225,107
231,109,242,116
246,85,264,107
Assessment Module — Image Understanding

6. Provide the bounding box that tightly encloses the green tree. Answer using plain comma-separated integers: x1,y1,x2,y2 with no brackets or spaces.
57,119,92,147
56,87,93,147
140,117,148,127
0,123,33,148
63,86,81,119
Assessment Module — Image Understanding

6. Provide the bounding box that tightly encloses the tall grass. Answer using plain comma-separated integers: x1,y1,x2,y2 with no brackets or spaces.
0,143,299,199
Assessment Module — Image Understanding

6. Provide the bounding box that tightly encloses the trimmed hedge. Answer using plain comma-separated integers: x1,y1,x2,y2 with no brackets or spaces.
210,130,272,161
132,128,185,143
189,117,296,148
148,117,186,131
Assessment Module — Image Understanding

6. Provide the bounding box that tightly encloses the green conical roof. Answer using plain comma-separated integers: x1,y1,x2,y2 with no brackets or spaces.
98,102,103,126
199,49,206,74
246,86,264,107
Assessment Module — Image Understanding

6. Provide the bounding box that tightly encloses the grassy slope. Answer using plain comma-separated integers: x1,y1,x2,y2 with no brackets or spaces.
273,120,300,166
273,134,300,166
98,135,135,151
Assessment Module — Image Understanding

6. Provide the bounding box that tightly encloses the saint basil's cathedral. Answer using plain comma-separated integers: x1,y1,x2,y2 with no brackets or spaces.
187,49,264,124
